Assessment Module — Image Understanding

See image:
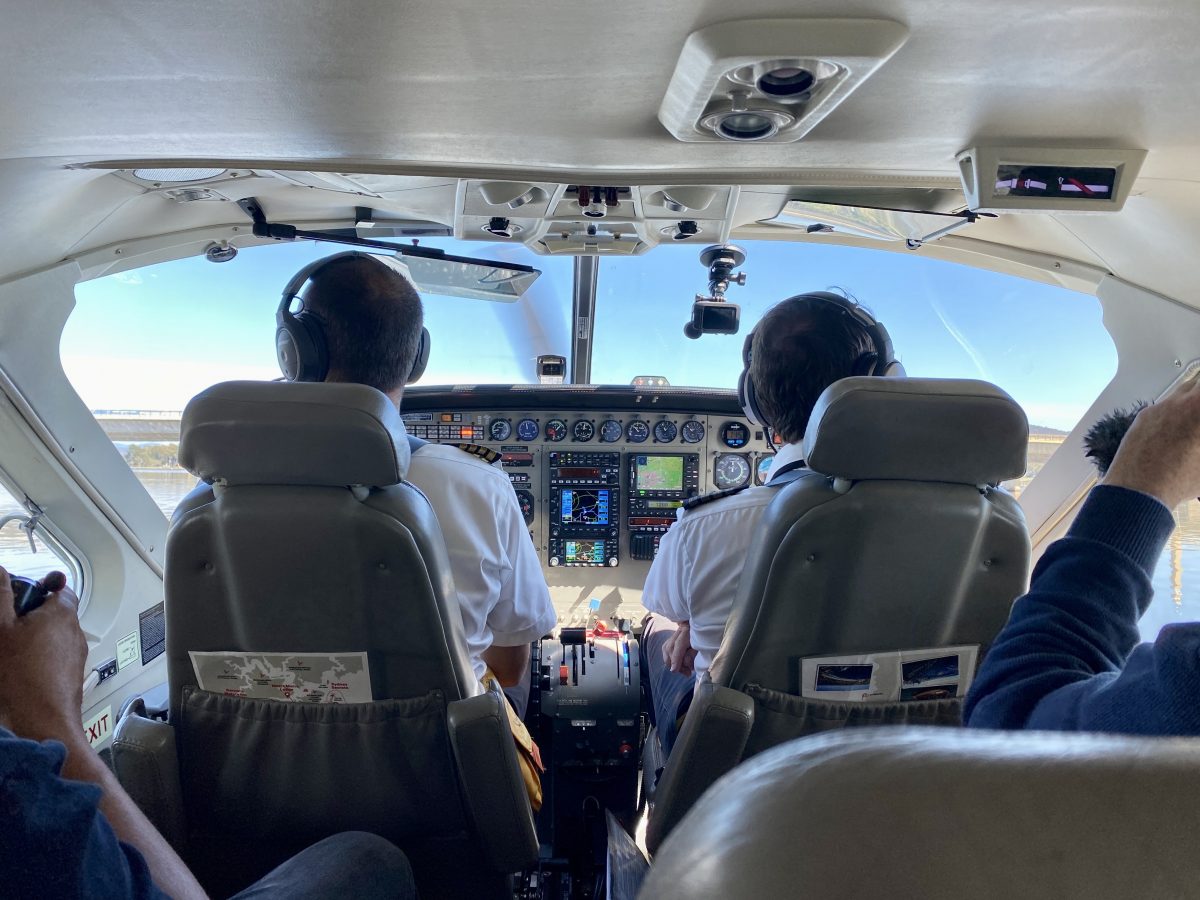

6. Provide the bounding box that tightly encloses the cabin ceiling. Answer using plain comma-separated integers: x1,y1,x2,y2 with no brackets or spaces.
3,0,1200,306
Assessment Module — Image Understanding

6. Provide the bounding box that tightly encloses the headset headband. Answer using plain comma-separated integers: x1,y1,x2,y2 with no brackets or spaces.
738,291,903,429
277,251,414,318
276,251,429,384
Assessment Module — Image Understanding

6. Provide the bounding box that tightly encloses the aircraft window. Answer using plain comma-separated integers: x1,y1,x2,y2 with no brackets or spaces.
1143,498,1200,641
0,476,83,591
593,240,1116,496
61,239,574,517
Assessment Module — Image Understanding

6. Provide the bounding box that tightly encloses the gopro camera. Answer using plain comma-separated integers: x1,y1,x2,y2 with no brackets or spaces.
684,300,741,338
10,575,49,616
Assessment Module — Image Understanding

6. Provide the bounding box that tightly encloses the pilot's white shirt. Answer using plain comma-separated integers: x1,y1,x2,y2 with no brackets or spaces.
641,441,806,677
406,442,557,681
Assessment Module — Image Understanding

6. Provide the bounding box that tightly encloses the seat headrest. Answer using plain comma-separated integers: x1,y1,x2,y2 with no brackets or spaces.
179,381,411,487
644,728,1200,900
803,377,1028,485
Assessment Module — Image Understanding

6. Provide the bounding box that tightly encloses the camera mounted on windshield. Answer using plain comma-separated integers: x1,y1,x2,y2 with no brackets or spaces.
684,243,747,339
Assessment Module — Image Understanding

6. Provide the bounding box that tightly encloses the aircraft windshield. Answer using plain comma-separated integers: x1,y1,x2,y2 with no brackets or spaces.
592,240,1116,437
73,234,1200,642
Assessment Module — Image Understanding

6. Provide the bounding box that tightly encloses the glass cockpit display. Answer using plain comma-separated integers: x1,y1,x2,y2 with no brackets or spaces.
549,451,621,567
627,453,700,562
563,540,608,565
560,489,611,526
631,455,685,493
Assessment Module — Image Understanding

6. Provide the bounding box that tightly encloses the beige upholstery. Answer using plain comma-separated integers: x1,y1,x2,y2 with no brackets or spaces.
115,380,536,900
643,728,1200,899
648,378,1031,852
179,379,411,487
805,376,1029,484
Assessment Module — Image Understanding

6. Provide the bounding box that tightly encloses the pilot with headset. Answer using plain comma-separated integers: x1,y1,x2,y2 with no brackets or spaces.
640,292,904,756
275,251,557,702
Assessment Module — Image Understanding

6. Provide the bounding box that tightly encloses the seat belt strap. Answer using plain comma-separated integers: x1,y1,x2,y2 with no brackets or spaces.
766,458,811,488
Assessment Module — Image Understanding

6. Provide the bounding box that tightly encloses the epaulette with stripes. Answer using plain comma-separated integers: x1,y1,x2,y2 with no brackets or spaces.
452,442,502,464
682,484,750,511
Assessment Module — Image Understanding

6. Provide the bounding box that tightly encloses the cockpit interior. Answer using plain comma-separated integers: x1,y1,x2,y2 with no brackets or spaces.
5,2,1200,898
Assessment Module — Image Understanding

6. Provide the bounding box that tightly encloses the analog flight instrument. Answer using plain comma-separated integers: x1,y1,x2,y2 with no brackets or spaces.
599,419,623,443
653,420,678,443
680,420,705,443
516,418,539,442
573,420,595,442
714,453,751,489
545,418,567,442
489,418,512,441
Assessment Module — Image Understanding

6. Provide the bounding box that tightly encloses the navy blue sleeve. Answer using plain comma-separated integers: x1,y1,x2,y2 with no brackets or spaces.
965,485,1200,735
0,730,169,900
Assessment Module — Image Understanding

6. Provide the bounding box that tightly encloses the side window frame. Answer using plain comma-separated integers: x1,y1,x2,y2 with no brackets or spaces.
0,469,88,610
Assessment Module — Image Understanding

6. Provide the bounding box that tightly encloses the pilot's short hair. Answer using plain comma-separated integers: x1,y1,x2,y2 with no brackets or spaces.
303,256,424,393
749,295,877,444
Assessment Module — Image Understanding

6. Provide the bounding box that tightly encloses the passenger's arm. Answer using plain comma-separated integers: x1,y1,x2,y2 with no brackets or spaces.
963,486,1179,731
0,569,207,900
968,374,1200,733
482,642,531,688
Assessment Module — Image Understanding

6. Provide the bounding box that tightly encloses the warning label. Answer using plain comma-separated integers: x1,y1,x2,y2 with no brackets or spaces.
83,705,113,748
116,631,140,670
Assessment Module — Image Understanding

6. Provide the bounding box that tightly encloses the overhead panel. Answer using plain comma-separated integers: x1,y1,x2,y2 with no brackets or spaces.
455,181,739,256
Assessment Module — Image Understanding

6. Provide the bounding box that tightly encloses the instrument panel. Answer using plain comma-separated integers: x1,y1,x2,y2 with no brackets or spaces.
400,387,774,621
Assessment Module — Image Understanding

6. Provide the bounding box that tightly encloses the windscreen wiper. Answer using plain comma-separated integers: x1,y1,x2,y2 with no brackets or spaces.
236,197,537,274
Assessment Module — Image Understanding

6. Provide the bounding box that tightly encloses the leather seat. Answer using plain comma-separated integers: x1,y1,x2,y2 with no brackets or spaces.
111,380,536,900
648,377,1031,852
642,727,1200,899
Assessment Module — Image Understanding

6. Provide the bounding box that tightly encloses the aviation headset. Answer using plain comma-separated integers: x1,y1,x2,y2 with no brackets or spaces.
275,251,431,384
738,291,905,428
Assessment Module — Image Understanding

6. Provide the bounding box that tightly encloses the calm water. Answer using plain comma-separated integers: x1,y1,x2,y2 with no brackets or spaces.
4,464,1200,644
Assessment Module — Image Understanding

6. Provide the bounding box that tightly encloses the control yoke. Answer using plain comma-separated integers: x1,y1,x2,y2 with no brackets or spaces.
684,244,747,339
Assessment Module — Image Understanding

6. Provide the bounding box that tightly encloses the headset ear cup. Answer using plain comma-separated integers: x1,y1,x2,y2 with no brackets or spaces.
739,368,766,428
737,328,766,427
407,327,431,384
275,326,301,381
276,310,329,382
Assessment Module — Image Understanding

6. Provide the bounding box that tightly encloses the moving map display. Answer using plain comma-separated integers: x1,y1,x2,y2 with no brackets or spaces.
564,540,608,565
633,455,684,493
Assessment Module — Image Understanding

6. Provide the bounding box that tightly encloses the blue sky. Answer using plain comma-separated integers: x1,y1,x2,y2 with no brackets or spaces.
63,237,1117,430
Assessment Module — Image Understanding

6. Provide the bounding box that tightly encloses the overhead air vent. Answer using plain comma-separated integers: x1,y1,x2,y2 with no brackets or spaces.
658,19,907,143
129,167,229,184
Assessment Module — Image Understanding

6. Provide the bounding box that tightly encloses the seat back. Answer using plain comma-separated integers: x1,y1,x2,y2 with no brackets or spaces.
162,381,534,898
644,728,1200,899
649,378,1030,851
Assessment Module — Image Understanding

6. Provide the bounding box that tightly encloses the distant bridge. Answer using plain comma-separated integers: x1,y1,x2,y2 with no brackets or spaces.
93,411,182,443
